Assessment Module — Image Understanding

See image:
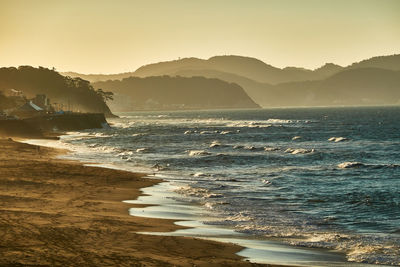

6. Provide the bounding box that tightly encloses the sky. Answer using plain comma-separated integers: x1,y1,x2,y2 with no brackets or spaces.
0,0,399,74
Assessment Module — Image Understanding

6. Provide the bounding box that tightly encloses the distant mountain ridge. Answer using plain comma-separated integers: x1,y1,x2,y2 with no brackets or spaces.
63,54,400,108
93,76,259,111
65,55,345,84
62,54,399,84
262,68,400,107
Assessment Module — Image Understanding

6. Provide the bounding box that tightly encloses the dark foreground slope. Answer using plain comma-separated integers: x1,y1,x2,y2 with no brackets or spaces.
0,66,114,117
94,76,260,111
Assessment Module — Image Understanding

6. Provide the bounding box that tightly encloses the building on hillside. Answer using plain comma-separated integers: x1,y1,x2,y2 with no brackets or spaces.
32,94,52,111
11,101,46,119
10,89,23,97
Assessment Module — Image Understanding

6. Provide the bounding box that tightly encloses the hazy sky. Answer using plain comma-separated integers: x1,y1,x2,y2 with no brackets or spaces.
0,0,399,73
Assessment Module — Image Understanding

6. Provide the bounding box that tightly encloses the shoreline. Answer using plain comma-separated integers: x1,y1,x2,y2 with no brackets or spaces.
0,138,272,266
127,180,371,267
19,136,358,267
16,135,369,267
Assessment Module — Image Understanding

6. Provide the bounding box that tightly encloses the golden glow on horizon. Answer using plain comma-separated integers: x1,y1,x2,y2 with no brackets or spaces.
0,0,399,73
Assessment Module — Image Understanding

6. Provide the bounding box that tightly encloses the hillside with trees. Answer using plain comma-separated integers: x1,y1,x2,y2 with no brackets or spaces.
93,76,260,111
0,66,114,117
0,91,17,111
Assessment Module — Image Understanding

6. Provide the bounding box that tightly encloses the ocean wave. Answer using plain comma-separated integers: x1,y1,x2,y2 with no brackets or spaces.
244,145,263,151
290,233,400,265
232,145,265,151
192,172,209,177
188,150,211,156
265,118,293,124
264,147,280,152
225,121,272,128
174,185,221,199
86,143,121,153
174,185,209,197
285,148,315,154
200,130,218,135
224,219,400,265
209,141,221,148
132,133,147,137
136,148,150,153
338,162,400,169
117,151,134,159
338,162,365,169
261,179,272,185
328,137,349,142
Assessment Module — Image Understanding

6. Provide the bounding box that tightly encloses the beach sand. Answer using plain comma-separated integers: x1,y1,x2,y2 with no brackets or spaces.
0,138,273,266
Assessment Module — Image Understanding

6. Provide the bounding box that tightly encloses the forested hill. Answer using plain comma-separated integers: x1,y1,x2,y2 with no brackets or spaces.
93,76,260,111
0,66,114,117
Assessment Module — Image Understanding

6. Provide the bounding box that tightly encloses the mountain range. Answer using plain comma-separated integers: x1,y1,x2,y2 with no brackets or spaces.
64,54,400,109
94,76,259,111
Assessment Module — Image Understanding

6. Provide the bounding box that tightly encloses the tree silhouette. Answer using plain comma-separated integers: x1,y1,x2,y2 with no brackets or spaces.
96,88,114,102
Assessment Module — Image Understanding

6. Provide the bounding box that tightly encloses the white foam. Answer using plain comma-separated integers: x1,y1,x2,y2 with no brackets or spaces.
338,162,364,169
285,148,315,154
209,141,221,148
264,147,279,152
220,131,232,135
265,119,293,124
136,148,149,153
193,172,207,177
188,150,211,156
328,137,349,142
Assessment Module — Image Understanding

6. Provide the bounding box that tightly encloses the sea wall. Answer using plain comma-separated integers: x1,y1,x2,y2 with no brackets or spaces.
0,119,43,137
25,113,109,131
0,113,109,137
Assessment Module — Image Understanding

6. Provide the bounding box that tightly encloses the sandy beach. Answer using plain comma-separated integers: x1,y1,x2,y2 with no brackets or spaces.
0,138,274,266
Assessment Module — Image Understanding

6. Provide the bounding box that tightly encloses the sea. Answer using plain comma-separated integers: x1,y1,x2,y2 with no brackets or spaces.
30,107,400,265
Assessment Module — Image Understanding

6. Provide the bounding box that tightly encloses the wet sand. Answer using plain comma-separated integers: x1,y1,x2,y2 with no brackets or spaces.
0,138,274,266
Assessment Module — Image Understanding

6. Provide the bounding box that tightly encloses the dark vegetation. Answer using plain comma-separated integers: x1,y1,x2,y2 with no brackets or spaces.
0,66,114,116
94,76,260,111
0,91,17,111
